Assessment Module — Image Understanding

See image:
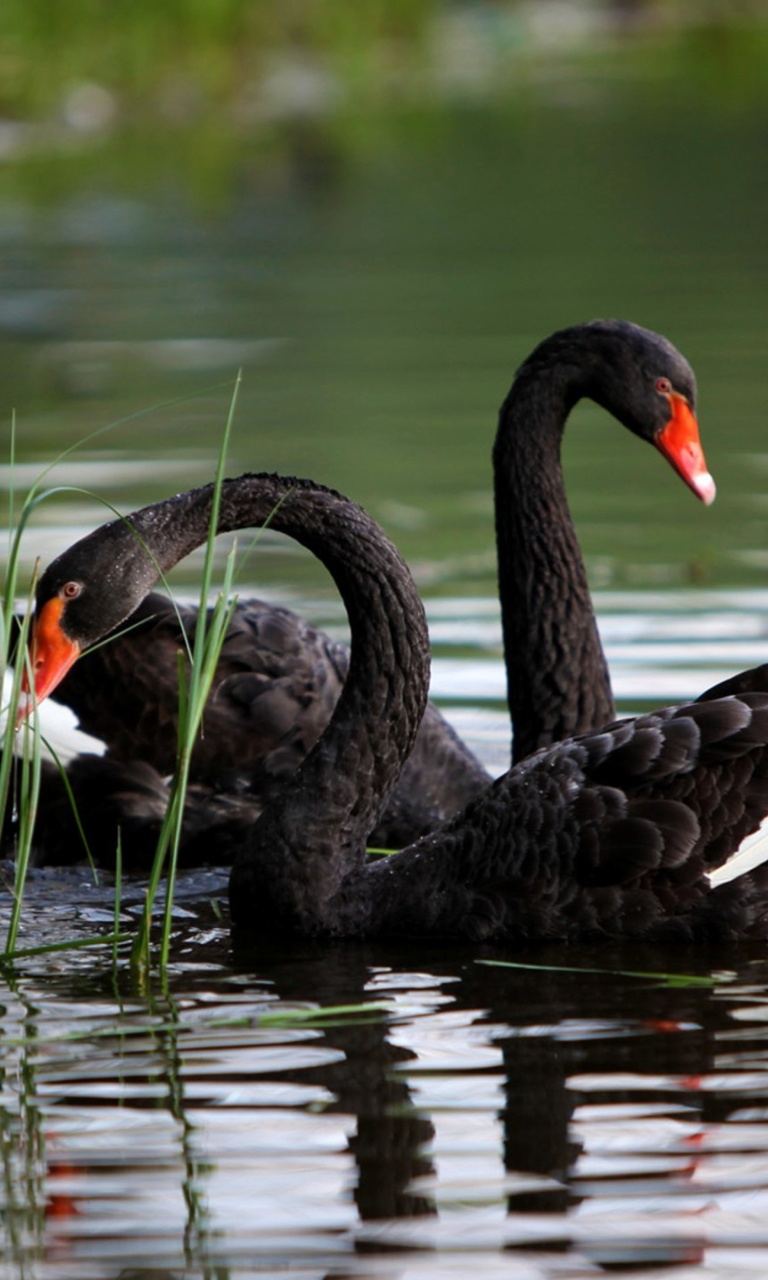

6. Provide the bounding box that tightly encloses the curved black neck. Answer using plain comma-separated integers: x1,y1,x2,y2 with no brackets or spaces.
494,337,614,764
124,474,431,929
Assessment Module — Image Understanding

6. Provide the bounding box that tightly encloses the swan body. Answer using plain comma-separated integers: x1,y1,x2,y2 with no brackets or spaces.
3,670,104,764
27,468,768,942
45,592,486,849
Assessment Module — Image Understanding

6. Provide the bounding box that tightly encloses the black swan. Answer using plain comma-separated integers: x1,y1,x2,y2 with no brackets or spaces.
26,470,768,941
37,319,712,852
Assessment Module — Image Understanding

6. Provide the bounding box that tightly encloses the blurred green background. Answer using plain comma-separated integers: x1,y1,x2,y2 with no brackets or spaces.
2,0,768,597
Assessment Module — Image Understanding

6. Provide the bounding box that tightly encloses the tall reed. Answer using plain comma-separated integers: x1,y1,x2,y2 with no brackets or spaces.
2,382,243,966
131,376,242,972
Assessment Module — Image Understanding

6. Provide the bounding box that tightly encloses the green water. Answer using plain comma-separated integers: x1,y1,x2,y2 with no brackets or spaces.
2,95,768,604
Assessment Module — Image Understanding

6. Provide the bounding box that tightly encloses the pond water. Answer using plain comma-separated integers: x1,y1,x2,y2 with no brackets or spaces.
5,877,768,1279
3,65,768,1277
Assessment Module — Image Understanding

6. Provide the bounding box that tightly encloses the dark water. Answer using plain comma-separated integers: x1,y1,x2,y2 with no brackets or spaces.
3,83,768,1275
5,893,768,1278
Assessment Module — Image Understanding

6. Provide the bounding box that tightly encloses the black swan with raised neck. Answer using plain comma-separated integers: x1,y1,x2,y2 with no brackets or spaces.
35,319,713,854
26,469,768,942
494,319,713,761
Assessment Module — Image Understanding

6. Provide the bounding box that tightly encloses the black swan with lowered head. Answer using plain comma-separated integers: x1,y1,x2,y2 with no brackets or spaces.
37,319,713,856
26,471,768,942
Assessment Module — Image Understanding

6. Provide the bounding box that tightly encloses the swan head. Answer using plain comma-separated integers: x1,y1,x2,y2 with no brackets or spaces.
19,516,159,717
563,320,715,507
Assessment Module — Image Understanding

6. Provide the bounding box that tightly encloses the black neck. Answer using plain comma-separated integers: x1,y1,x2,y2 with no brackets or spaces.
494,344,614,764
131,474,433,934
43,472,431,935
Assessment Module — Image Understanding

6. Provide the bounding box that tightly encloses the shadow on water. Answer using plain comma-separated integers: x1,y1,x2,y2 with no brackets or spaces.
2,872,768,1276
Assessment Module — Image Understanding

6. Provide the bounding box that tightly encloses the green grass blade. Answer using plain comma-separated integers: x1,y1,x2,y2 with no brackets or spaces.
0,932,131,965
2,385,240,969
135,373,242,972
113,833,123,968
477,958,720,988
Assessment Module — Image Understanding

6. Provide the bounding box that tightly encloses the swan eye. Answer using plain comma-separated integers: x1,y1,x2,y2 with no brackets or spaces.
61,581,82,600
656,377,672,395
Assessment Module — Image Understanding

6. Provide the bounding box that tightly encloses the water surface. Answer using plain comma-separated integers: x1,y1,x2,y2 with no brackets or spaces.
3,74,768,1279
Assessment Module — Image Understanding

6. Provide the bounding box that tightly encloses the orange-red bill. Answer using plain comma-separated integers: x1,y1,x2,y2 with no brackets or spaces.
17,598,81,723
655,392,716,506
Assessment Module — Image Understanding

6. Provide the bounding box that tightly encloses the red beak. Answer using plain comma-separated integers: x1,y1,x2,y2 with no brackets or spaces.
655,392,716,506
17,598,81,723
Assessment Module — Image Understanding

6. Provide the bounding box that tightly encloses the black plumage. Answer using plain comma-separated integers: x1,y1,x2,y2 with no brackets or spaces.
39,319,712,860
27,469,768,942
